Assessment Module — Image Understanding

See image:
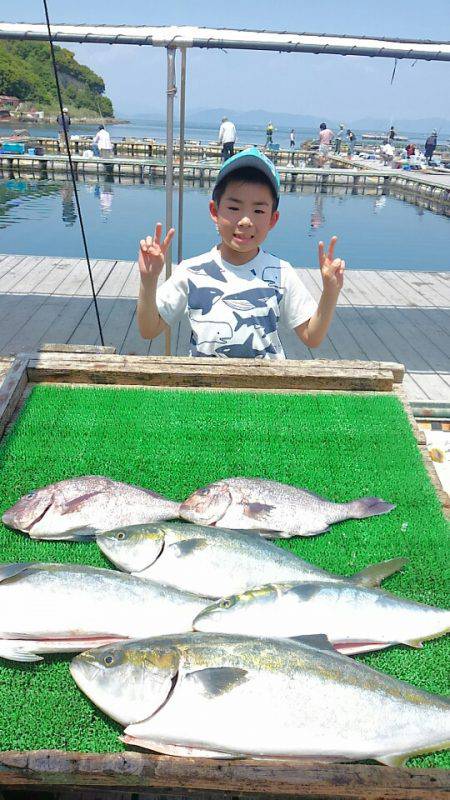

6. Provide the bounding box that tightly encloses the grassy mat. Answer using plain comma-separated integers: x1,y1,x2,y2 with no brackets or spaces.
0,385,448,767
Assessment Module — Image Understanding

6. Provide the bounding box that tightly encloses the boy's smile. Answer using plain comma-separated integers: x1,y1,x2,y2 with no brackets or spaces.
210,180,279,265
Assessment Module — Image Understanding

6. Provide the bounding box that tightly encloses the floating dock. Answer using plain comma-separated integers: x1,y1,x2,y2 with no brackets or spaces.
0,253,449,404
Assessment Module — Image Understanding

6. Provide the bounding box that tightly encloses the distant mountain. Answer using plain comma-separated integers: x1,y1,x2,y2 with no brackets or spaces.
0,41,113,117
126,109,450,136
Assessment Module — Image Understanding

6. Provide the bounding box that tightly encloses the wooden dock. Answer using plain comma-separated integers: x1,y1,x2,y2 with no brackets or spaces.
0,253,449,404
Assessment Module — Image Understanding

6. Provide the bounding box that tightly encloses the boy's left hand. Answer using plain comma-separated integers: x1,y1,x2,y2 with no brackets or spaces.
318,236,345,293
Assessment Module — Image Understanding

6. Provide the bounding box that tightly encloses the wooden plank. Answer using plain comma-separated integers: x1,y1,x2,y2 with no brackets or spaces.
0,356,28,440
40,344,117,354
26,352,395,392
0,255,46,293
0,752,447,799
0,254,27,281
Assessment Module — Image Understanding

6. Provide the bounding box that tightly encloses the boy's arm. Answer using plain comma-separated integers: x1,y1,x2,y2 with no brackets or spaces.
137,223,174,340
294,236,345,348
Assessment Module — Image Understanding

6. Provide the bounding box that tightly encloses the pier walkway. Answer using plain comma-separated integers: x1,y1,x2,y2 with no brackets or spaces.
0,253,449,405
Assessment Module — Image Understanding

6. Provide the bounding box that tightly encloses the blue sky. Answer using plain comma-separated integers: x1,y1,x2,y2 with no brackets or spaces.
3,1,450,122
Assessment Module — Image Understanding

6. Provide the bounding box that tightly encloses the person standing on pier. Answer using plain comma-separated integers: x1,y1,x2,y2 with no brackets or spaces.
93,125,113,158
424,130,437,164
265,122,274,147
290,129,296,149
387,125,396,144
317,122,334,166
219,117,237,162
137,147,345,359
56,106,71,147
346,129,356,158
334,124,345,154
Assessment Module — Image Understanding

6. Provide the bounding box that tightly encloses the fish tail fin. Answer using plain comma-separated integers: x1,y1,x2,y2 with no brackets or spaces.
234,312,244,331
346,497,396,520
377,739,450,768
349,557,408,587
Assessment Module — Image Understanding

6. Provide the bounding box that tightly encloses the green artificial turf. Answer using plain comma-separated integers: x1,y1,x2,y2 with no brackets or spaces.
0,385,448,767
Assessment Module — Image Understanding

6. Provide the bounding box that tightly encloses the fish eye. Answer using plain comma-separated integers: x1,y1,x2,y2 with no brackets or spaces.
25,492,36,499
116,532,126,541
104,654,115,666
220,598,234,609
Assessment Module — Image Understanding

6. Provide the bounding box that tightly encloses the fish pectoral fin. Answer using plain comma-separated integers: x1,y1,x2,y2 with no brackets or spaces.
0,642,43,663
56,491,103,516
290,634,340,654
185,667,249,697
170,539,209,558
350,557,409,587
243,502,276,521
0,563,34,584
120,735,240,759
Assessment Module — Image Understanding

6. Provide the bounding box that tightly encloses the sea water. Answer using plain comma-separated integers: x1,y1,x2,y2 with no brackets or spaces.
0,177,449,271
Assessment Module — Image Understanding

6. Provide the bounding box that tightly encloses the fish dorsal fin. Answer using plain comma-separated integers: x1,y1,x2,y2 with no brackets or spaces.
0,563,36,583
170,539,209,558
290,634,339,654
350,557,408,588
186,667,249,697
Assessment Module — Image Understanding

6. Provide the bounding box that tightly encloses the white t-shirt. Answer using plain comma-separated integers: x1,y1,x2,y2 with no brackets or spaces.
156,247,318,359
93,129,112,150
219,121,237,144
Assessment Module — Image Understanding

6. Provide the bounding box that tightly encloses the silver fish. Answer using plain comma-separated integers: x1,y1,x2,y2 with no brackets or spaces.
193,580,450,654
70,632,450,765
95,521,407,598
180,477,396,537
0,562,209,662
1,476,180,540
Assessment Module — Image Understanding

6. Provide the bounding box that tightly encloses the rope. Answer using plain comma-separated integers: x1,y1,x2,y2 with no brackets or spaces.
42,0,105,346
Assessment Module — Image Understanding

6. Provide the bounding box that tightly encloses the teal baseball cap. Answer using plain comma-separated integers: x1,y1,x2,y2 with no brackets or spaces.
213,146,280,204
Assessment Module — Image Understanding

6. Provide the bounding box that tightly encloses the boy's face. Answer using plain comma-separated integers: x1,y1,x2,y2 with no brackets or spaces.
210,179,279,263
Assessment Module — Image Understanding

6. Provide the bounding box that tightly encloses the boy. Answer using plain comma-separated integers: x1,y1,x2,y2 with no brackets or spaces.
137,146,344,359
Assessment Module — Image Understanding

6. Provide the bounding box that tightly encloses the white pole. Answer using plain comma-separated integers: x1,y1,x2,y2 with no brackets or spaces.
178,47,187,265
164,46,177,357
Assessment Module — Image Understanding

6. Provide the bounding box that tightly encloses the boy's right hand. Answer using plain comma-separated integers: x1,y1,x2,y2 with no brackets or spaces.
139,223,175,284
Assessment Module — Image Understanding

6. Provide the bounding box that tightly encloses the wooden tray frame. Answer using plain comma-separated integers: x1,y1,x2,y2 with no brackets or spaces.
0,346,448,799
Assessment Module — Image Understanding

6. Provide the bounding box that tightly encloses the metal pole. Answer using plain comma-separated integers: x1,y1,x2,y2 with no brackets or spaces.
164,46,177,357
177,47,187,265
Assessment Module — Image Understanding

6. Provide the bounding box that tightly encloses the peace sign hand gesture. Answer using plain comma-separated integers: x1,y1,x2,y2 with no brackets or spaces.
318,235,345,293
139,222,175,285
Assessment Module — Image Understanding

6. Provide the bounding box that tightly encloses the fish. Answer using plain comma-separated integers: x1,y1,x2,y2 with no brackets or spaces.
222,287,282,312
192,319,233,345
193,580,450,654
233,308,278,336
0,562,209,662
95,521,408,599
187,280,223,314
187,261,227,283
214,334,261,359
180,477,396,537
70,632,450,764
1,476,180,540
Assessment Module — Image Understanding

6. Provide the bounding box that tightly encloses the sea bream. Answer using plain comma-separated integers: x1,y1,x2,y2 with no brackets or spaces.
95,521,407,598
0,562,209,662
70,632,450,765
193,580,450,654
1,476,180,540
180,477,395,537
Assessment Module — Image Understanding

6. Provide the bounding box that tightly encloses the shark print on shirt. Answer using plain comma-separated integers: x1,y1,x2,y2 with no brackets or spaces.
156,247,318,359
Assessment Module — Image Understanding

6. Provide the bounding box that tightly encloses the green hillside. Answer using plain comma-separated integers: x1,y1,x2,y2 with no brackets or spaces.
0,40,113,117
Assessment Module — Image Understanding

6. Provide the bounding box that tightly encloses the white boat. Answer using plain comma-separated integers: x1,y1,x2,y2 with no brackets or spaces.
362,132,408,142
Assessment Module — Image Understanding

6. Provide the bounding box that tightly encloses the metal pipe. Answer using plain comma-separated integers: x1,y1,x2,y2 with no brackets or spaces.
0,23,449,61
164,46,177,357
177,47,187,266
